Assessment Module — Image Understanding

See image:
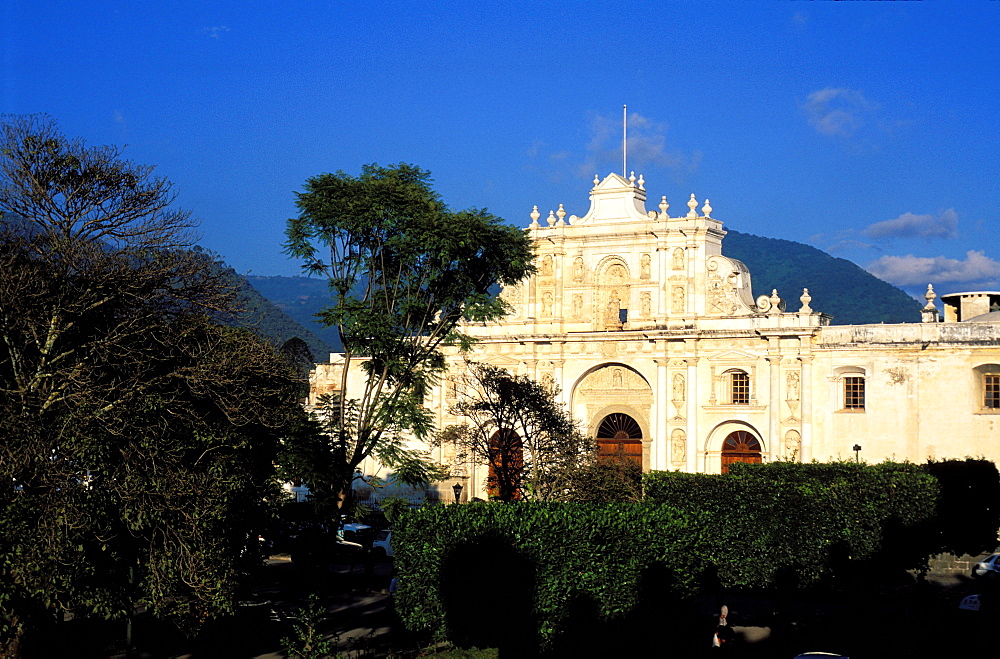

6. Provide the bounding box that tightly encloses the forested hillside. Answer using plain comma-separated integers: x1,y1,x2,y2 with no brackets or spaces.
250,231,921,338
223,269,334,360
724,229,921,324
246,276,342,353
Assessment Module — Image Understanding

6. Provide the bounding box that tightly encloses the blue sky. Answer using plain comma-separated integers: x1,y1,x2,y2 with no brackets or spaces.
4,1,999,300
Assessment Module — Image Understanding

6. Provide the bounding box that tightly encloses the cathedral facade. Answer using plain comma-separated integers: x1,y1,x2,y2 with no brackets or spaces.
310,173,1000,500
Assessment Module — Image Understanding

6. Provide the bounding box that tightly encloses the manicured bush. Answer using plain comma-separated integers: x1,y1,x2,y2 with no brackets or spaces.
919,458,1000,557
643,461,939,587
392,501,710,650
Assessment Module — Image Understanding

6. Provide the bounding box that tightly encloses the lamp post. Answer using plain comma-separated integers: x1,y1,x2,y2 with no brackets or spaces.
452,482,463,504
853,444,862,463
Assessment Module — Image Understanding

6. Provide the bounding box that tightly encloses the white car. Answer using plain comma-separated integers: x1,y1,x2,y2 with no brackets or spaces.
973,553,1000,577
372,530,393,558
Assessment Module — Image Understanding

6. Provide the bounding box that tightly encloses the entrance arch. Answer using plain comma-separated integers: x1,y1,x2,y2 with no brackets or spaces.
720,430,762,474
487,430,523,500
596,413,643,467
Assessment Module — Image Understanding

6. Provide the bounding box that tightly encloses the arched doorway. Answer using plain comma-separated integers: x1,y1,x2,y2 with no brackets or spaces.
720,430,762,474
596,413,642,467
488,430,523,501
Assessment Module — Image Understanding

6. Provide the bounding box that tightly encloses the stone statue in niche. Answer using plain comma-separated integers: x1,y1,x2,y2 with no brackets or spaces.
671,286,685,313
640,291,651,318
540,255,553,276
608,264,626,283
573,257,585,281
605,290,621,325
672,430,686,464
572,294,583,319
541,291,553,316
640,254,651,279
501,283,521,318
672,373,685,401
672,248,685,271
786,371,800,401
784,431,801,460
612,368,623,388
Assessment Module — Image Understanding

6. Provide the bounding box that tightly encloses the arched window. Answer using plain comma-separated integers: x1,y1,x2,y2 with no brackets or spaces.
721,430,762,474
974,364,1000,413
726,370,750,405
487,430,523,501
833,367,866,412
596,413,642,467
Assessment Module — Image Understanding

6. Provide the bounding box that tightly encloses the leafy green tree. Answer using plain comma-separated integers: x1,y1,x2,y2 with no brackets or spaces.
0,115,301,655
434,362,593,502
567,459,643,503
283,163,534,508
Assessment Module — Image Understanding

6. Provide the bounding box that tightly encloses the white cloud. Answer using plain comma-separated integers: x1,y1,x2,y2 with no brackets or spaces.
802,88,875,137
203,26,230,38
577,111,695,178
863,209,959,240
866,250,1000,286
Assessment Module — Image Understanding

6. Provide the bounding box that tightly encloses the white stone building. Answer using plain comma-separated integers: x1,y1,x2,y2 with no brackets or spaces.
310,173,1000,501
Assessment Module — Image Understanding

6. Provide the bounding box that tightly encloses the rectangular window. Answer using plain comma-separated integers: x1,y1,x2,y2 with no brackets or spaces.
844,376,865,410
985,374,1000,409
731,372,750,405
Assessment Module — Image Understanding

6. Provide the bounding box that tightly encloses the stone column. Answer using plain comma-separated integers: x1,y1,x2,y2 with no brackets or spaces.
553,359,566,407
685,357,698,472
553,237,565,331
767,355,781,462
654,357,669,470
800,357,813,462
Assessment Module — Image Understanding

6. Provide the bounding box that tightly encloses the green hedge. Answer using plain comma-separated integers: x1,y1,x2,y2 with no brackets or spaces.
393,501,710,649
643,461,939,587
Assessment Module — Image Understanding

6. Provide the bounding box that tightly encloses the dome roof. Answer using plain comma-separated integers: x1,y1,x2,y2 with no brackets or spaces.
963,311,1000,323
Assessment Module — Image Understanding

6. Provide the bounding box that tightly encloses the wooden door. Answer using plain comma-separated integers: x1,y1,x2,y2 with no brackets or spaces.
720,430,762,474
596,413,643,468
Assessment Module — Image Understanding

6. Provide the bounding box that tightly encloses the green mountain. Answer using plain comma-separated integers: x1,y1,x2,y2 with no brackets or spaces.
724,229,921,324
245,276,342,354
245,232,921,348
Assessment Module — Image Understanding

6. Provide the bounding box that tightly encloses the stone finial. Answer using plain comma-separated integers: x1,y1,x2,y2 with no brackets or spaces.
629,171,636,186
799,288,812,313
687,193,698,218
593,174,600,187
659,195,669,217
546,210,556,227
923,283,937,309
702,199,712,217
921,284,939,323
637,174,645,190
769,289,781,315
556,203,567,226
529,205,540,228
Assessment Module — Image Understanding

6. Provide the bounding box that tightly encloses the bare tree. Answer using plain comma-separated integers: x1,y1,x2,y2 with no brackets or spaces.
0,115,299,655
434,362,594,502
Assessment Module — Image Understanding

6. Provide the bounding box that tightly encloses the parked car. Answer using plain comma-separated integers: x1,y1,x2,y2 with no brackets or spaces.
972,553,1000,577
339,522,374,546
372,530,393,558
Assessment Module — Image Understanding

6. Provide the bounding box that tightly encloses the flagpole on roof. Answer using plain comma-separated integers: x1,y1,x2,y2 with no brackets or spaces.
622,104,627,177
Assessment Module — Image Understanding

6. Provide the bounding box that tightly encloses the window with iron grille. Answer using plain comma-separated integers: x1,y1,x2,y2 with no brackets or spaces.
844,376,865,410
730,371,750,405
985,374,1000,409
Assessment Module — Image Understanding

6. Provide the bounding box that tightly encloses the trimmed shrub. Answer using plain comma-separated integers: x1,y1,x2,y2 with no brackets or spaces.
643,461,939,587
392,501,710,650
919,458,1000,557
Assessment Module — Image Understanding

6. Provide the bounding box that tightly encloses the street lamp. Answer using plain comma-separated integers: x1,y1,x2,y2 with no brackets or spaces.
452,482,463,504
853,444,862,463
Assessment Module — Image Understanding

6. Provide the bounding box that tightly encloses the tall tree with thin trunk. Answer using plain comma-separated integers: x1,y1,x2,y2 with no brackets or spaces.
283,163,535,508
